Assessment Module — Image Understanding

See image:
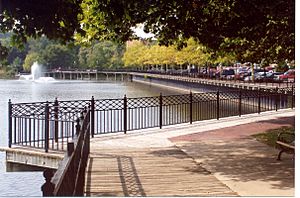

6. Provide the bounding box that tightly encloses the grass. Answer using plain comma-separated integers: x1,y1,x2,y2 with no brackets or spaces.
252,126,295,148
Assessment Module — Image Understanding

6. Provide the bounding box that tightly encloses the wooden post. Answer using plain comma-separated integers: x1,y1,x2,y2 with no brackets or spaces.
8,99,12,148
45,102,49,153
123,95,127,134
76,118,80,136
41,169,55,196
159,93,163,129
67,142,74,156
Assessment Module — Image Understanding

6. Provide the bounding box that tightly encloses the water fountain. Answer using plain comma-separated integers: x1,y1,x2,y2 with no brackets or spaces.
19,62,55,82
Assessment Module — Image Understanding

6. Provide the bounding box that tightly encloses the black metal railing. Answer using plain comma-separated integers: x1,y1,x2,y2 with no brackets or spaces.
8,86,294,151
41,108,90,196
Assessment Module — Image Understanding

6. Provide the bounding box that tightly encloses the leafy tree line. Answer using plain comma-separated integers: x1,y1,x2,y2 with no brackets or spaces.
123,39,236,70
0,34,125,73
0,32,293,77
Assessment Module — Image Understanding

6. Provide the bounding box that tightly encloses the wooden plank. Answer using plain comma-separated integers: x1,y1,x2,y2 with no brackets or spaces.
276,141,295,149
85,146,237,196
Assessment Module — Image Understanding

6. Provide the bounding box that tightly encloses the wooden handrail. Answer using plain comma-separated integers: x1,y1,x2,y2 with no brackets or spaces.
41,108,90,196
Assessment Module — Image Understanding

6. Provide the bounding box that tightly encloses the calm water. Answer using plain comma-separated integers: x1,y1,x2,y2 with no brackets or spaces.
0,79,180,197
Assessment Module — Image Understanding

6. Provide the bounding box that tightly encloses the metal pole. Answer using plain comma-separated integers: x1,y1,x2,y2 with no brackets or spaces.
159,93,163,129
45,102,49,152
123,95,127,134
239,89,242,117
217,90,220,120
8,99,12,148
54,98,59,142
258,89,261,114
190,91,193,124
91,96,95,138
275,87,278,111
291,85,294,109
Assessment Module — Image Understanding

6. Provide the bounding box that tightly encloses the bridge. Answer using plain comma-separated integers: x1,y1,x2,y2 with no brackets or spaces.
44,70,295,91
2,85,294,196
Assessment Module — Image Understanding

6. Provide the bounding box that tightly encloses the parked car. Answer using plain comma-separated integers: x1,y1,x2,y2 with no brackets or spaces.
244,72,266,82
275,69,295,81
220,69,235,80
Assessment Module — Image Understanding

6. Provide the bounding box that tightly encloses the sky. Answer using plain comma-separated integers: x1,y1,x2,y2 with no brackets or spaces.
132,24,155,39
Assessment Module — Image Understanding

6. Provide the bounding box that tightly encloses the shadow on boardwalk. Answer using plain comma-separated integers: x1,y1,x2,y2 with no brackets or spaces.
85,148,237,196
171,116,295,196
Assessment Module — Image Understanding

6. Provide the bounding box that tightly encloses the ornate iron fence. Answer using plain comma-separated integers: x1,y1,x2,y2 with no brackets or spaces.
8,87,294,151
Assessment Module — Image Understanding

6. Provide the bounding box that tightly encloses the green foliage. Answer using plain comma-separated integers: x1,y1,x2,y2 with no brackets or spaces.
78,41,124,69
123,40,150,68
123,39,235,69
0,0,83,47
23,52,44,71
43,44,76,70
1,0,294,64
252,126,295,148
77,0,294,63
0,43,8,62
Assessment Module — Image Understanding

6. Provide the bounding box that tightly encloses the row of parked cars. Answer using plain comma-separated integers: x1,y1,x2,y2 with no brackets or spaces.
146,67,295,82
219,68,295,82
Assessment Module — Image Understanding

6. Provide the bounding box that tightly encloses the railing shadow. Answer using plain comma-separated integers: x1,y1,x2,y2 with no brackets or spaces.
85,153,146,197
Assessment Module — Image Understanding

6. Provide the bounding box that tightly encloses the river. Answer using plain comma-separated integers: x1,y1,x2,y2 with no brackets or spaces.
0,79,181,197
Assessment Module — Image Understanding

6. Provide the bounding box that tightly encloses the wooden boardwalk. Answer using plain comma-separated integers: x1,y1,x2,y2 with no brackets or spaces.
84,146,237,196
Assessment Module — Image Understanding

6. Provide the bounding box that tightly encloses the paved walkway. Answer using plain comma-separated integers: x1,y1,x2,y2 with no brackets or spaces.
171,116,295,196
86,109,295,196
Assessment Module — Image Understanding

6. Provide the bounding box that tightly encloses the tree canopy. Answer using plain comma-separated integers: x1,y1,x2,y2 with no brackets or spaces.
0,0,295,63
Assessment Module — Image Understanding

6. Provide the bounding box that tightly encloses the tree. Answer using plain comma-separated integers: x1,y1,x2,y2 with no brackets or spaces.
0,43,8,62
77,0,294,63
79,41,124,69
1,0,294,63
23,52,44,71
0,0,82,47
43,44,78,70
123,40,149,68
23,38,79,71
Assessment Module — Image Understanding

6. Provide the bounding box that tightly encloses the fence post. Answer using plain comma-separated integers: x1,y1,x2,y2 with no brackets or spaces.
8,99,12,148
275,87,278,111
76,118,80,136
238,89,242,117
190,91,193,124
159,93,163,129
91,96,95,138
67,142,74,156
291,85,294,109
54,98,59,142
258,88,261,114
41,169,55,196
123,95,127,134
217,90,220,120
45,102,49,153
